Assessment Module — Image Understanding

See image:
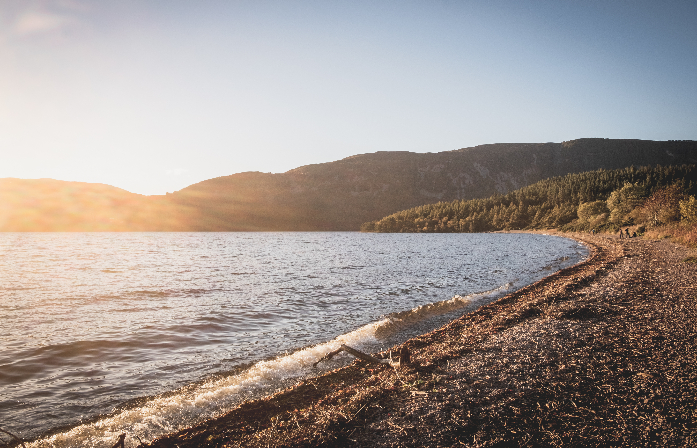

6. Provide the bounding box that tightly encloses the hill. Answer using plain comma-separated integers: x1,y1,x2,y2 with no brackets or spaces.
1,139,696,231
0,178,201,231
361,165,697,233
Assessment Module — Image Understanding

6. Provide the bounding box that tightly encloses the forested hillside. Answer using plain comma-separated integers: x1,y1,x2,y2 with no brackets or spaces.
2,139,696,231
361,165,697,233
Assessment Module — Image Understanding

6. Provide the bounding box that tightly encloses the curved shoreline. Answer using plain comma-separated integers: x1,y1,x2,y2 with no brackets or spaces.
138,231,697,448
140,233,608,448
42,231,692,447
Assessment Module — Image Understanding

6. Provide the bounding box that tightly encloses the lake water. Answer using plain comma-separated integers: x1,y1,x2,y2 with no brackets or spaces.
0,232,587,447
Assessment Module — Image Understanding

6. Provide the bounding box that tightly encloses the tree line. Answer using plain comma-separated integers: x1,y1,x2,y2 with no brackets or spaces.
361,165,697,233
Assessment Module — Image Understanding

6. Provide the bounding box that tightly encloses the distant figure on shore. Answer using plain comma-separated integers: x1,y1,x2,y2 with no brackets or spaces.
619,229,624,239
625,228,631,238
632,231,637,238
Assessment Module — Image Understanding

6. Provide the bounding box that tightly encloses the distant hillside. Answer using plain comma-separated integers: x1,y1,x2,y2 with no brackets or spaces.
361,165,697,233
0,178,201,231
2,139,696,231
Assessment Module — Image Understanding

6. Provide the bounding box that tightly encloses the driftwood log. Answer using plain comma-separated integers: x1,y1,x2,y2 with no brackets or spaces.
313,344,410,368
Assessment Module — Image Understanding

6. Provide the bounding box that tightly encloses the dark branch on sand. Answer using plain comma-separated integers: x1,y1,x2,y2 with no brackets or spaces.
313,344,410,368
110,433,126,448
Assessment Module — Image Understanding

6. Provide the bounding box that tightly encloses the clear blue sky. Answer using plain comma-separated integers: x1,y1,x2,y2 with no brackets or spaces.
1,1,696,195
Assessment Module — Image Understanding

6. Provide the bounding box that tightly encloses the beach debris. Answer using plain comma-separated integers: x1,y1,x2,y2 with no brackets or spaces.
399,346,411,366
313,344,394,368
110,433,126,448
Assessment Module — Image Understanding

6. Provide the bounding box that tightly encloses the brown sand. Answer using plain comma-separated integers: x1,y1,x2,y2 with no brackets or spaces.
141,233,697,447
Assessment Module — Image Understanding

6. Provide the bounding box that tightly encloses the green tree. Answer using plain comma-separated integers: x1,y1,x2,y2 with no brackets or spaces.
607,183,645,223
577,200,609,222
680,195,697,223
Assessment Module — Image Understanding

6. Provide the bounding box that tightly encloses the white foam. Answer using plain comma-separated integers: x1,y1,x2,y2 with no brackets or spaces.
376,283,511,337
29,318,387,447
29,285,510,448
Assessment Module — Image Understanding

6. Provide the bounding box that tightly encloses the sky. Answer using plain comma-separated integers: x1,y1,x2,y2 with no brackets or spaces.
1,1,696,195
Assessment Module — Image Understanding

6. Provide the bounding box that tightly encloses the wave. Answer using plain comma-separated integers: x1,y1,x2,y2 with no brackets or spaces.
375,282,512,338
28,285,511,448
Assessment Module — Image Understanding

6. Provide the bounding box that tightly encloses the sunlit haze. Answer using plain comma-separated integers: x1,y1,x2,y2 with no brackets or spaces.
1,0,696,195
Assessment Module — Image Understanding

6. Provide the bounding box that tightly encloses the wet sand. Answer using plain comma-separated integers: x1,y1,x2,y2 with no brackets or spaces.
141,233,697,447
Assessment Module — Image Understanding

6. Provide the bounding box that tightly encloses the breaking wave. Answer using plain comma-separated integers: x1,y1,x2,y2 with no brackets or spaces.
29,285,511,448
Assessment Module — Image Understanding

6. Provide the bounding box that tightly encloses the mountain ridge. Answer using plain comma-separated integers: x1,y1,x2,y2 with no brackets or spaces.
2,138,696,231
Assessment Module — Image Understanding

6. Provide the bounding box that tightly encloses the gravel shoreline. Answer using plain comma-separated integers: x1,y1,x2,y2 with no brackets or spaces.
143,233,697,448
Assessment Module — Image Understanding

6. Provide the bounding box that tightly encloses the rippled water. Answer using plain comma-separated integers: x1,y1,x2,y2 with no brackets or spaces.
0,232,587,447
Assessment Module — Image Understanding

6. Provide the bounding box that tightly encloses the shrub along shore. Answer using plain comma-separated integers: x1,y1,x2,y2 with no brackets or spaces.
134,232,696,447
